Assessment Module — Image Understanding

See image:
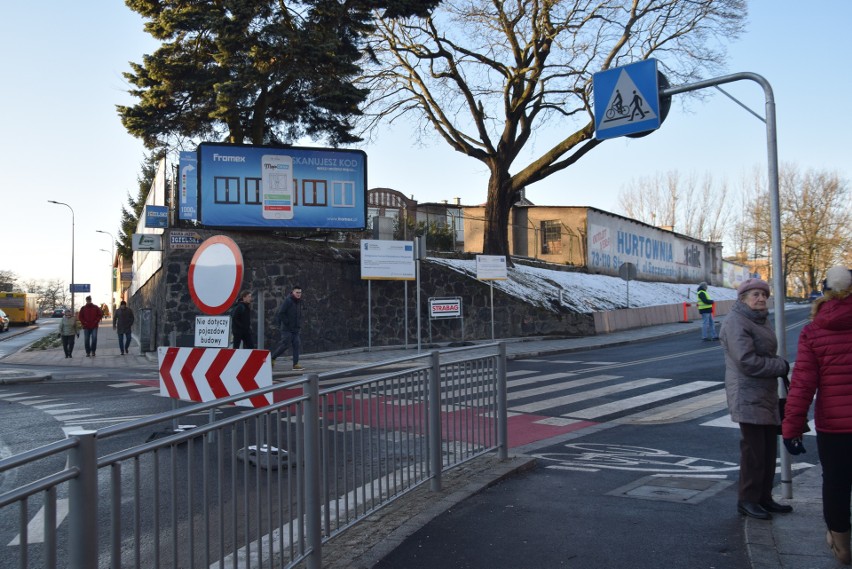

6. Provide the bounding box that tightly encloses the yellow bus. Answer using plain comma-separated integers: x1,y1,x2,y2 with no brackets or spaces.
0,292,39,325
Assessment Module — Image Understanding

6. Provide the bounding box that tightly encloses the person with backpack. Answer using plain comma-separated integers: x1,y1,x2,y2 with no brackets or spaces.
231,290,255,349
271,286,303,370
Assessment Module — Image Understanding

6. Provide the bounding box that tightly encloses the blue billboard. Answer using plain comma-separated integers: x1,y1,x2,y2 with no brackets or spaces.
197,143,367,230
178,151,198,221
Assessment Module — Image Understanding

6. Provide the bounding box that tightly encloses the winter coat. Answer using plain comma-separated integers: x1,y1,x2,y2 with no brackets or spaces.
113,306,135,334
720,301,789,425
78,302,102,330
58,316,81,336
782,294,852,438
275,294,302,332
231,301,252,336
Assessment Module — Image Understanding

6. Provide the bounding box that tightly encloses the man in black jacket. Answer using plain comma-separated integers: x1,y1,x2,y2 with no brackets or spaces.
271,286,303,370
231,290,254,349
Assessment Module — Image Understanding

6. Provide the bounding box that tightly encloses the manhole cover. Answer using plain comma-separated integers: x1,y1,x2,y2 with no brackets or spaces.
607,475,733,505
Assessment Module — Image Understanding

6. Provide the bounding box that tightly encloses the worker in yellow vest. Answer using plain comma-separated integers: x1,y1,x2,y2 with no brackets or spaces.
697,282,719,341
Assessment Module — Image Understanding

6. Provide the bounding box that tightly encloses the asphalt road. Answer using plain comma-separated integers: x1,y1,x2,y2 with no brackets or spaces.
373,319,812,569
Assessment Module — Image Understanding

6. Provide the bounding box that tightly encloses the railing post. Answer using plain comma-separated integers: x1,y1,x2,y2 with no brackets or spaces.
496,343,508,460
429,351,442,491
304,374,322,569
67,430,97,569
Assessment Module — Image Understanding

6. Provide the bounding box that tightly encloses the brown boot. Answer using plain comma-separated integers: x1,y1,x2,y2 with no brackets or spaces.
827,529,851,565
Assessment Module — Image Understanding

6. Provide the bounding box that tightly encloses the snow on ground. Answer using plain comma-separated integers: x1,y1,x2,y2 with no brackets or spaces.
429,258,739,314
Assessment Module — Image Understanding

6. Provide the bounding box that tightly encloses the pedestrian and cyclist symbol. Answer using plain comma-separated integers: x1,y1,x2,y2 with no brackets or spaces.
593,59,662,140
607,88,648,122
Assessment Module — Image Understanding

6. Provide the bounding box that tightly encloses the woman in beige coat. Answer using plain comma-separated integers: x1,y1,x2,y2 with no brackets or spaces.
720,278,791,520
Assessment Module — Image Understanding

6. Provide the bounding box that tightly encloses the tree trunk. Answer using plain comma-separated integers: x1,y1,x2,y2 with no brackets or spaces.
482,166,514,261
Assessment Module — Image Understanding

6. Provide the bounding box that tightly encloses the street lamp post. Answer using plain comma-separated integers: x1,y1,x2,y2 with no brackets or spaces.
99,248,113,311
48,200,75,313
95,229,116,311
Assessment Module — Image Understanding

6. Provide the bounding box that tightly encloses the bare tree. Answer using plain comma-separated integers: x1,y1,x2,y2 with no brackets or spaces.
0,269,17,292
360,0,746,257
732,164,850,294
40,279,69,312
781,167,851,293
617,170,731,241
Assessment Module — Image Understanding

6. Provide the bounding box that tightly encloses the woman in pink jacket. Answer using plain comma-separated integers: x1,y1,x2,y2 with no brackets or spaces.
782,266,852,565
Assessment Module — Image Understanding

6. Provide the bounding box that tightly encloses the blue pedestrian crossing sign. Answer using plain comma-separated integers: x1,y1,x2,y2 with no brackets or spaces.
593,59,662,140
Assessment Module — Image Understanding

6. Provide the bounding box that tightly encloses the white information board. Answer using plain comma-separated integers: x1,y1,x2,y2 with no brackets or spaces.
195,315,231,348
360,239,416,280
476,255,508,280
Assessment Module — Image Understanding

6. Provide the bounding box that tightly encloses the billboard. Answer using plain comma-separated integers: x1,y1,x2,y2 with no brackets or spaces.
586,209,707,284
178,151,198,221
197,143,367,230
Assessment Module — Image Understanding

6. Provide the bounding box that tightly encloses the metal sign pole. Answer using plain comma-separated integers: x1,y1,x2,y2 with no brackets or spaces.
661,71,789,497
404,281,408,349
368,281,372,351
490,282,495,341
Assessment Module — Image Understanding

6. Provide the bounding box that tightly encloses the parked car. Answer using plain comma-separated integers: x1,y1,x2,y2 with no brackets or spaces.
0,309,9,332
51,308,65,318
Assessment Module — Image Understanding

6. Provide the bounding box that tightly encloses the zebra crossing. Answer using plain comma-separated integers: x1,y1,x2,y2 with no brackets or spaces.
504,366,726,425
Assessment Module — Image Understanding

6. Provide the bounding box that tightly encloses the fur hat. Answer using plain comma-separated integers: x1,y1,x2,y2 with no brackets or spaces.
737,278,770,296
698,282,708,291
824,266,852,292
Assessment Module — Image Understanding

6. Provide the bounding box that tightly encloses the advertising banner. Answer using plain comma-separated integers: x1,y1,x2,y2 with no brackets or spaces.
145,205,169,228
169,230,204,250
178,151,198,221
197,143,367,230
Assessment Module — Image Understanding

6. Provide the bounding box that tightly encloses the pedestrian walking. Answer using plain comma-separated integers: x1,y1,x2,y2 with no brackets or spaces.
113,300,135,355
231,290,255,349
78,295,103,357
271,286,303,370
719,278,792,520
697,282,719,341
782,266,852,565
57,308,80,358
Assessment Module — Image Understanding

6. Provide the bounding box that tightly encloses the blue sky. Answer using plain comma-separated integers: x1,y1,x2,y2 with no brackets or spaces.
1,1,850,305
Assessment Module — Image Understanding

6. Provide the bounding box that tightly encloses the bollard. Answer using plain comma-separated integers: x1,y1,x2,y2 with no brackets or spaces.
682,302,691,323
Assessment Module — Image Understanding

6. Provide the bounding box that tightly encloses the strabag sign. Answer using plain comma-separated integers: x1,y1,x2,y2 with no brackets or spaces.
197,143,367,230
429,298,462,319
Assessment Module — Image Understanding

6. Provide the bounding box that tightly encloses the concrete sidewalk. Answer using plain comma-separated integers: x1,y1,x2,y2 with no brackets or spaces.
0,308,833,568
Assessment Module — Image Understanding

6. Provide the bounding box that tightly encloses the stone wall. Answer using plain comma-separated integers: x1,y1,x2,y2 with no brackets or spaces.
129,230,595,353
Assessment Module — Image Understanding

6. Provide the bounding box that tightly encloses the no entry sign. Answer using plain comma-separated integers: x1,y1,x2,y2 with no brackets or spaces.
188,235,244,315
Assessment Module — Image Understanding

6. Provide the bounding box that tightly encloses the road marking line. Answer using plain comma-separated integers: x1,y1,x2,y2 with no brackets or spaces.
8,499,69,546
509,374,623,402
564,381,719,420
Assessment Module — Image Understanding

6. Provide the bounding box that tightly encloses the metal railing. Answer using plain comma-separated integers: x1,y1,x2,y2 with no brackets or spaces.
0,343,508,569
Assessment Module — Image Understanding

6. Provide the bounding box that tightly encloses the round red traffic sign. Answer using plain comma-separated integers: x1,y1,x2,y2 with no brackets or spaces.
188,236,244,315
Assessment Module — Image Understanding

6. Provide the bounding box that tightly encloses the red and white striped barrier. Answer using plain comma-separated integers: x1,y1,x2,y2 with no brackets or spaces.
157,347,273,408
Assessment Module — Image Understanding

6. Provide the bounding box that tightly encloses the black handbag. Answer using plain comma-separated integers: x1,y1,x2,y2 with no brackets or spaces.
778,376,811,434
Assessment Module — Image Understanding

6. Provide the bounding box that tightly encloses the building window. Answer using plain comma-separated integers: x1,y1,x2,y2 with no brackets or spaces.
541,220,562,254
214,177,240,204
300,179,328,207
245,177,261,205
